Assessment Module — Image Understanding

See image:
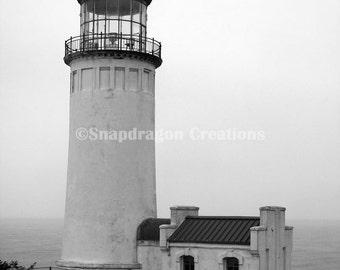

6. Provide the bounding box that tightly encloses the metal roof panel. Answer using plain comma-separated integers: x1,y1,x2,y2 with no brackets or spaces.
168,216,260,245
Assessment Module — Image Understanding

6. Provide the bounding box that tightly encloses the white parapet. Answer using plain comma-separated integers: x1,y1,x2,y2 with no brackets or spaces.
250,206,294,270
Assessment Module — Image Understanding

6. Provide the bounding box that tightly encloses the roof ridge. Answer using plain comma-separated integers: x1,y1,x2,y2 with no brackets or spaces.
185,216,259,220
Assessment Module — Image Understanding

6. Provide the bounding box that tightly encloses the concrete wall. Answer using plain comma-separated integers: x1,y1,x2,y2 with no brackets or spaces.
162,244,258,270
138,241,163,270
59,57,157,269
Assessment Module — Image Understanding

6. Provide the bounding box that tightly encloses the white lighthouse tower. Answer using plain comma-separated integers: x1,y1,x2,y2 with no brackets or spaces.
57,0,162,269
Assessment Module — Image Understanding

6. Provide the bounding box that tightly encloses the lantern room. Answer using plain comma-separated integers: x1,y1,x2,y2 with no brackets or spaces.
79,0,148,37
64,0,161,67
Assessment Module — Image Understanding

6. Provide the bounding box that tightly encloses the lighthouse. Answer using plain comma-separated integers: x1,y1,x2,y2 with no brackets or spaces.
57,0,162,269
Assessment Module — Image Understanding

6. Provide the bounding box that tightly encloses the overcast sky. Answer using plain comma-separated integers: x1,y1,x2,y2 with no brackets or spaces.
0,0,339,220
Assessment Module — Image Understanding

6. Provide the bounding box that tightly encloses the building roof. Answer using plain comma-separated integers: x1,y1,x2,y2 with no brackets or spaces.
137,218,170,241
77,0,153,6
168,216,260,245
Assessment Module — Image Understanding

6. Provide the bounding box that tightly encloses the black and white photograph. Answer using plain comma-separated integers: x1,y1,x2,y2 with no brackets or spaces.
0,0,339,270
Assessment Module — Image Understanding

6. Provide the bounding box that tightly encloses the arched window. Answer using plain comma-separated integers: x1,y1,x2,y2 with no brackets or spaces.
181,256,195,270
224,257,239,270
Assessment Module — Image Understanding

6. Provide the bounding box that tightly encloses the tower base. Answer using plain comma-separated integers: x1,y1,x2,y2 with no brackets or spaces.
56,261,141,270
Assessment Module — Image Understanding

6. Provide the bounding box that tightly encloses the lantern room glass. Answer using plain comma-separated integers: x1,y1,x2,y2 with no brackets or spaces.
80,0,147,37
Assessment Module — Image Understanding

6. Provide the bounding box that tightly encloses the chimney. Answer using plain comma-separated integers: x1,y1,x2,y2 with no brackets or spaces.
170,206,199,225
160,206,199,250
259,206,286,229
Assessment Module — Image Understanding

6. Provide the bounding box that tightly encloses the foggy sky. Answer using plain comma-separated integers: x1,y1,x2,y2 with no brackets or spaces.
0,0,339,220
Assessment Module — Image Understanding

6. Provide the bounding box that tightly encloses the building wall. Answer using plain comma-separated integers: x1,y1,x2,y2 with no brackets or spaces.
162,244,259,270
138,241,163,270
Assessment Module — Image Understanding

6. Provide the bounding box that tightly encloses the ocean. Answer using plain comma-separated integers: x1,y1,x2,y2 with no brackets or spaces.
0,219,339,269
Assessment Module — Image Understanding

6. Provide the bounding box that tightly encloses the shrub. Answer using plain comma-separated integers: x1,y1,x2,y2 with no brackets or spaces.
0,261,36,270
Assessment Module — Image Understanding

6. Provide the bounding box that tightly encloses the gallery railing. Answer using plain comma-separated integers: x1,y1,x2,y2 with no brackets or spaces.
65,33,162,59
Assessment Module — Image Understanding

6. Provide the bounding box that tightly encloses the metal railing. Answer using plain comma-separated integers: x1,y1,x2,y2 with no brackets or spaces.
65,33,161,59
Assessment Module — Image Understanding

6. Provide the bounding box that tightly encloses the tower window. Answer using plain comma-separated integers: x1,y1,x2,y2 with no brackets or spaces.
181,256,194,270
114,67,125,90
99,67,110,90
224,257,239,270
71,70,78,93
129,68,139,92
142,69,150,93
81,68,93,91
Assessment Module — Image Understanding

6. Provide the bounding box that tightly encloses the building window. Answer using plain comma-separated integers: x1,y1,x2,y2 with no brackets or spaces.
181,256,194,270
283,247,286,270
224,257,239,270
